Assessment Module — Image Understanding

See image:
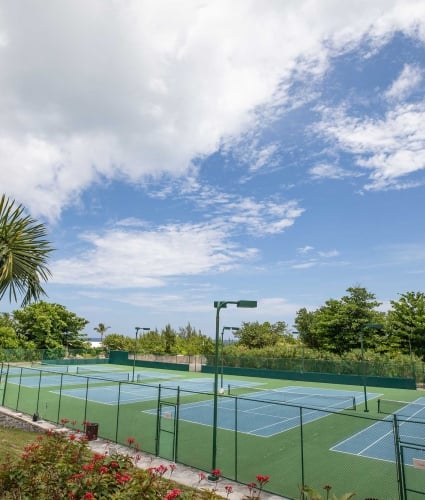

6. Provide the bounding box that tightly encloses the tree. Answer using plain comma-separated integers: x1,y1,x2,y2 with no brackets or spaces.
0,195,53,307
162,324,177,354
93,323,110,343
103,333,134,352
294,308,318,348
294,286,384,354
234,321,290,349
387,292,425,358
13,301,89,350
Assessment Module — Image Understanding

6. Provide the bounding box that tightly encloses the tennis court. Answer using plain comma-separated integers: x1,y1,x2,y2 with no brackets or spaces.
332,397,425,465
149,385,379,437
53,377,259,405
2,361,421,499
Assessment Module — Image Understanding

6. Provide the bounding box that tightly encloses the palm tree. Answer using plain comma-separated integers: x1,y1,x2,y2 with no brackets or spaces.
0,195,53,307
93,323,110,343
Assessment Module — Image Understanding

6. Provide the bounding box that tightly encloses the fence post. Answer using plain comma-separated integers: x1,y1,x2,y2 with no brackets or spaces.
392,414,406,500
300,406,305,488
235,396,238,481
115,382,122,443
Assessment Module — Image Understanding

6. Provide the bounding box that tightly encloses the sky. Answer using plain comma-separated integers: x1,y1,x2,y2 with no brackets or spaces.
1,1,425,340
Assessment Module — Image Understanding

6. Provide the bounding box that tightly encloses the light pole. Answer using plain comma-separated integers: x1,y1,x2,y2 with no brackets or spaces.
361,323,383,412
220,326,239,391
132,326,150,382
210,300,257,479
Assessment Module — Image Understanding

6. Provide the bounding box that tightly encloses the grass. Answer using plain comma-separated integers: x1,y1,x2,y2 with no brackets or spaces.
0,426,42,458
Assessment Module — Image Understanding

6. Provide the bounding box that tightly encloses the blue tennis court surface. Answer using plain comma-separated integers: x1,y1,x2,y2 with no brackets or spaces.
6,372,133,387
332,398,425,464
149,386,380,437
52,378,258,405
4,367,184,388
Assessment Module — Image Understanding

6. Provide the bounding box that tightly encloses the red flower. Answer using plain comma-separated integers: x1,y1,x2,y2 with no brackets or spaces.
109,461,119,469
255,474,270,485
198,472,206,482
164,489,181,499
69,434,77,441
61,418,70,425
83,494,95,499
247,482,257,491
225,484,233,497
155,464,168,476
211,468,221,477
116,473,132,484
99,466,108,474
126,437,135,445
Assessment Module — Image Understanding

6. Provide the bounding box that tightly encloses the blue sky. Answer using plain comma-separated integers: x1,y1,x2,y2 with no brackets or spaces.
1,1,425,339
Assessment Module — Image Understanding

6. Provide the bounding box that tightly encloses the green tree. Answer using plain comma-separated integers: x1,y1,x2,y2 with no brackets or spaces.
0,326,20,349
93,322,110,343
387,291,425,358
0,195,53,306
139,329,165,354
234,321,290,349
13,302,88,351
162,324,177,354
295,286,384,354
294,307,318,348
102,333,133,351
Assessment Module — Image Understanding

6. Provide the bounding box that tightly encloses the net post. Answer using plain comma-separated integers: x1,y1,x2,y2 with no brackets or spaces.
377,398,381,413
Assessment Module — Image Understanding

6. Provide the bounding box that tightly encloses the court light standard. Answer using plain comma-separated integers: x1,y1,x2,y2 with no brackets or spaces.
132,327,150,382
361,323,383,412
210,300,257,479
220,326,239,391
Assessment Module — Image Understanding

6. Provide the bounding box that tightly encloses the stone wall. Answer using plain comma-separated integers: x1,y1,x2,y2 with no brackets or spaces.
0,407,54,433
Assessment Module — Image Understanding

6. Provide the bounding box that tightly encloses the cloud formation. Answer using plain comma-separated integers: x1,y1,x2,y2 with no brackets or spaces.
1,0,425,220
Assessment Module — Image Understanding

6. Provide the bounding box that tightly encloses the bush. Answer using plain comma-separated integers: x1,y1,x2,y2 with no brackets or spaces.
0,429,223,499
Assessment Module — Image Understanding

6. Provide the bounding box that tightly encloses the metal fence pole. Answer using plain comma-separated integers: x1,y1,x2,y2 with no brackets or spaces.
300,406,305,488
235,396,238,481
83,378,89,424
56,373,63,423
115,382,122,443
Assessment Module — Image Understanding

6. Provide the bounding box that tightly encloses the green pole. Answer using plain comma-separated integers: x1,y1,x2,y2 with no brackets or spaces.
210,302,221,478
210,300,256,479
360,332,369,412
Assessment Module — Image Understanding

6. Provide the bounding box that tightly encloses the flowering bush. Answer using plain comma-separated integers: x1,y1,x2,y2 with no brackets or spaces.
0,429,223,499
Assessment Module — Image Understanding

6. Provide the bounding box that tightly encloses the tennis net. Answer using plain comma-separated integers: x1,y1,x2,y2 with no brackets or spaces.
377,398,425,420
76,367,130,381
232,388,356,410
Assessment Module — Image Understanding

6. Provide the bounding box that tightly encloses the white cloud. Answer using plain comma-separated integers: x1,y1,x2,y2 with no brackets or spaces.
315,103,425,190
1,1,425,219
309,163,361,180
318,250,340,258
297,246,314,254
384,64,423,101
51,221,259,288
